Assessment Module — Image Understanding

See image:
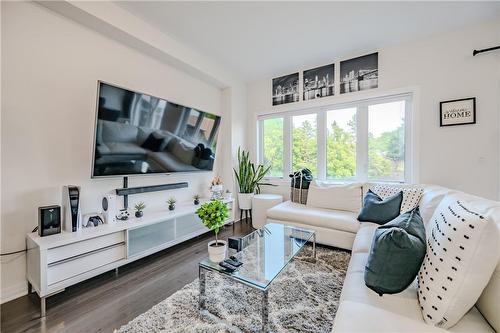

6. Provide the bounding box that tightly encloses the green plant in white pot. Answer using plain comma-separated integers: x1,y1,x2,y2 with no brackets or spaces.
233,147,271,210
196,200,229,262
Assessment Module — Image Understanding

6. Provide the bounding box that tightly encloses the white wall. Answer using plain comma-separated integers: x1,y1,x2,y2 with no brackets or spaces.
0,2,236,303
247,19,500,200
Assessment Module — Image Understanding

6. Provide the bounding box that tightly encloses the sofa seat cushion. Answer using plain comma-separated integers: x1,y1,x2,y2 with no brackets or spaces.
332,300,494,333
267,201,360,233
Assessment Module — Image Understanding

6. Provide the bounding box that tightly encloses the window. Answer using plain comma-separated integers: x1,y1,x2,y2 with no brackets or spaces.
368,101,405,181
258,94,412,182
326,108,356,180
292,114,317,176
262,118,284,177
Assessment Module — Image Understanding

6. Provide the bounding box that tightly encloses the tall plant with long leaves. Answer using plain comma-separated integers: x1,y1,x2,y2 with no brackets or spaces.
233,148,272,194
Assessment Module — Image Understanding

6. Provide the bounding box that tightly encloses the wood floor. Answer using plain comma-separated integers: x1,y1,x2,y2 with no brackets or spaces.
1,220,254,333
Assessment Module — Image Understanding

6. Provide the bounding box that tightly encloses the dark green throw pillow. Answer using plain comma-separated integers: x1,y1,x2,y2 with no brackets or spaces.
358,190,403,224
364,207,426,296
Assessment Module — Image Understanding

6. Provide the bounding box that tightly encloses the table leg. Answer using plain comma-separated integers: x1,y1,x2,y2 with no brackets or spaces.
313,233,317,260
199,267,206,310
261,289,269,332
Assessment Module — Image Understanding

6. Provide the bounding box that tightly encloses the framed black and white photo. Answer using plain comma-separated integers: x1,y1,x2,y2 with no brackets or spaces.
272,73,299,106
303,64,335,101
340,52,378,94
440,97,476,127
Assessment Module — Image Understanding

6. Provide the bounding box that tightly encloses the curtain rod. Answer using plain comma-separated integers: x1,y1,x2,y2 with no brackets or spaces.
473,46,500,56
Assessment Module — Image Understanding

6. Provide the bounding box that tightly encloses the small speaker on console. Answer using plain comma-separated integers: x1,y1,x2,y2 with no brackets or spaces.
38,205,61,237
228,237,242,251
102,193,117,224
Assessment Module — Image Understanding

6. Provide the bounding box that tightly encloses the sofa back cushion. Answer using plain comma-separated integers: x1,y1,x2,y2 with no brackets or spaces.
417,194,499,329
101,120,138,143
306,182,362,213
371,184,423,213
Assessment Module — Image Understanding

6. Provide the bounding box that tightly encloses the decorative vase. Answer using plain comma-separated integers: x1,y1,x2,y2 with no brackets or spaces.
211,185,224,200
194,199,200,205
207,240,227,262
237,193,254,210
135,211,143,218
169,204,175,211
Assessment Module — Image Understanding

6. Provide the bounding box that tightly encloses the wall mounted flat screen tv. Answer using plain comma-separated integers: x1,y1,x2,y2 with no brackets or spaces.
91,82,221,177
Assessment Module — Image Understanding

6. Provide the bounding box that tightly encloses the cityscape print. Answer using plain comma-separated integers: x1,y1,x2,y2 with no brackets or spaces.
272,72,299,106
340,52,378,94
303,63,334,101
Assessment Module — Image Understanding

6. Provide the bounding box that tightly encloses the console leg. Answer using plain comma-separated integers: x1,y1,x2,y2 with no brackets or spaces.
40,297,46,317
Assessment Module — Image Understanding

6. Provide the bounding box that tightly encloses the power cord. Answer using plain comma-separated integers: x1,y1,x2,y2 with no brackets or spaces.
0,226,38,256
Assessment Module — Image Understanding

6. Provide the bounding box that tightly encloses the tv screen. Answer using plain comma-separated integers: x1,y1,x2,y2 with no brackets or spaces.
91,82,221,177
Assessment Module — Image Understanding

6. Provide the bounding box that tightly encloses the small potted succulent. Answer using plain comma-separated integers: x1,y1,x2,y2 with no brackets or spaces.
167,197,176,211
134,202,146,218
196,200,229,262
193,194,201,205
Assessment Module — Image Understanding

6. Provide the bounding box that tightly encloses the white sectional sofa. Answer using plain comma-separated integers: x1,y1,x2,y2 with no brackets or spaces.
265,183,499,332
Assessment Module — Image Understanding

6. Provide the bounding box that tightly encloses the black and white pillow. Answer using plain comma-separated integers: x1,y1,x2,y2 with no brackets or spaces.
417,197,499,329
372,184,423,213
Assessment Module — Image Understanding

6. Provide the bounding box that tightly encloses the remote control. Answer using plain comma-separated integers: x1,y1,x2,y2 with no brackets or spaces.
225,258,243,267
219,261,237,272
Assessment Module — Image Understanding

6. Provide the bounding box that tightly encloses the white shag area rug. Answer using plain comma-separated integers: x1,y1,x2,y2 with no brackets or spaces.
115,246,350,333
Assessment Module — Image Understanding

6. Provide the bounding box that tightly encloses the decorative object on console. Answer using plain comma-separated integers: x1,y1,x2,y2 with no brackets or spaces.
233,147,271,210
116,209,130,221
371,184,424,213
440,97,476,127
364,207,426,296
62,185,82,232
134,202,146,218
417,197,499,329
357,190,403,224
193,194,200,205
167,197,176,211
82,214,104,228
340,52,378,94
38,205,61,237
303,63,335,100
102,193,117,224
196,200,229,262
289,168,313,204
272,72,299,106
210,176,224,200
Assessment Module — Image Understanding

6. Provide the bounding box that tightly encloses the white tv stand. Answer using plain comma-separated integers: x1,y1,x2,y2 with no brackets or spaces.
26,198,234,317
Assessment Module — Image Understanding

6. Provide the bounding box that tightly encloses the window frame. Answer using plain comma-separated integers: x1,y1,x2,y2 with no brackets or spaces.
257,93,414,183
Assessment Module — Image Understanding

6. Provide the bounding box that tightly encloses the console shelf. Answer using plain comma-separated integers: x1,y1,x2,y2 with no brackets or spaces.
26,198,234,317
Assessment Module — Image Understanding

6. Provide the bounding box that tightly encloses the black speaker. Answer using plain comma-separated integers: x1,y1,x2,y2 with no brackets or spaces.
38,205,61,237
228,237,242,251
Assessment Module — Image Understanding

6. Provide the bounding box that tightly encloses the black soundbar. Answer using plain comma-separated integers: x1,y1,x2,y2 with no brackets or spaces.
115,182,188,196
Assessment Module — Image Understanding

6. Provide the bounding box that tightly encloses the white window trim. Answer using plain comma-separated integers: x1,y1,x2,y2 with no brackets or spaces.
258,92,416,184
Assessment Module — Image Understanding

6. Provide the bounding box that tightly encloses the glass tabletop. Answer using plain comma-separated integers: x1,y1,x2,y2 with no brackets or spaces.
199,223,315,290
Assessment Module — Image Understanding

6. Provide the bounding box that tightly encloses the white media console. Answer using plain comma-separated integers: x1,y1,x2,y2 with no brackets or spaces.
26,198,234,316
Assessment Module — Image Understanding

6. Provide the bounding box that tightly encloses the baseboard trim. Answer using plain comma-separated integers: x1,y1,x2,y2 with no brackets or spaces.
1,281,27,304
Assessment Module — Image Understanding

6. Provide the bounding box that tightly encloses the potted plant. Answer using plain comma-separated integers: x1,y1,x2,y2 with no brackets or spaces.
193,194,200,205
196,200,229,262
134,202,146,218
167,197,176,211
233,147,271,210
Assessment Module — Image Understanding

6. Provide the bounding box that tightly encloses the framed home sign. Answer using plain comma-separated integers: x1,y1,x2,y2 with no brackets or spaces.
440,97,476,127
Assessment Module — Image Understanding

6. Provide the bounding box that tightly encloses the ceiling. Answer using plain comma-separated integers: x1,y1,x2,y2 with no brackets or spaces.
116,1,500,82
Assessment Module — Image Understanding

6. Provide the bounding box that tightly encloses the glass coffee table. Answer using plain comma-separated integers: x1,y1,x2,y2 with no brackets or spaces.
198,223,316,332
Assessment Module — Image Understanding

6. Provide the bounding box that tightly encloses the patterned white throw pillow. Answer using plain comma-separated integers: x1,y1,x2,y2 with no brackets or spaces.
417,197,499,329
372,184,423,213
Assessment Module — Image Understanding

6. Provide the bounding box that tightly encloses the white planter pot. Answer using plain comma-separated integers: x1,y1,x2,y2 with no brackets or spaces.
238,193,254,210
207,240,227,262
